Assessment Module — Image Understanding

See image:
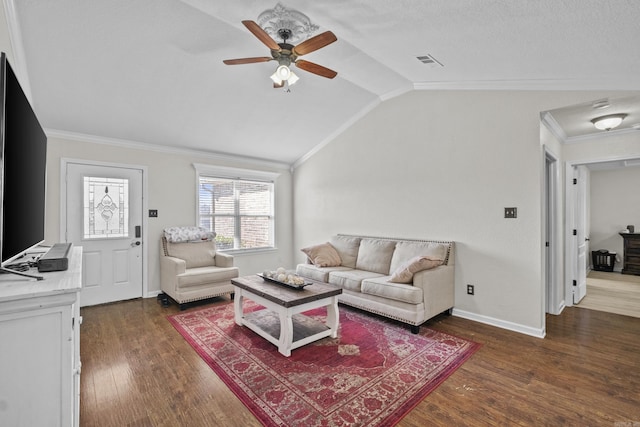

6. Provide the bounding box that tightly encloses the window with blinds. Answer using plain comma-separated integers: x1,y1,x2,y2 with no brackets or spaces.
198,176,275,251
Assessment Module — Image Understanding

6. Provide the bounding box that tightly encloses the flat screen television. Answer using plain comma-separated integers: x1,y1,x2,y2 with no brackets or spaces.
0,52,48,279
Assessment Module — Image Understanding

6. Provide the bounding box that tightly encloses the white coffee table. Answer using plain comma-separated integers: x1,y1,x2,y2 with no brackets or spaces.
232,275,341,357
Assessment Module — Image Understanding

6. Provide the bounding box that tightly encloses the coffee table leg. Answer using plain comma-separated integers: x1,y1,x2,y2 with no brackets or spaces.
234,288,244,326
327,296,339,338
278,310,293,357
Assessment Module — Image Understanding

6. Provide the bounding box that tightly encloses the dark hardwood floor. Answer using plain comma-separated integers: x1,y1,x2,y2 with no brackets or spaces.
79,297,640,426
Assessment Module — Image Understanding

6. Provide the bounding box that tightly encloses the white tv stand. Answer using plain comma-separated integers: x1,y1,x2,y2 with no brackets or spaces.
0,246,82,427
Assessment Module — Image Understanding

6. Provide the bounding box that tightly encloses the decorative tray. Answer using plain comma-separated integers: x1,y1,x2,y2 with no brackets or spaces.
257,274,312,290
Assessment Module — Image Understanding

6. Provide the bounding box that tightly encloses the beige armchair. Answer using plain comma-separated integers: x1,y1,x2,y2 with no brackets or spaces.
159,229,239,310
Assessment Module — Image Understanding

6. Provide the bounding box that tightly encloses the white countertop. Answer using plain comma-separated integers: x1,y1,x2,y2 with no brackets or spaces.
0,247,82,303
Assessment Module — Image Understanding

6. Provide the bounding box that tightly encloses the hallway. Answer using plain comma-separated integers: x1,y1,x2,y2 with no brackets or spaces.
577,271,640,318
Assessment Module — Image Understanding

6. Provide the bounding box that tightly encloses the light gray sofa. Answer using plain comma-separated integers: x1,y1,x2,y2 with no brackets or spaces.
296,234,455,333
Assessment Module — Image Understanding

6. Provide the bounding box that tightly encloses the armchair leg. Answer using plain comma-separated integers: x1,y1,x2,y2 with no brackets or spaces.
157,293,170,307
410,324,420,334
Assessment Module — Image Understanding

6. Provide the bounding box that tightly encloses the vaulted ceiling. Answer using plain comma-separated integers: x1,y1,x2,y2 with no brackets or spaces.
8,0,640,165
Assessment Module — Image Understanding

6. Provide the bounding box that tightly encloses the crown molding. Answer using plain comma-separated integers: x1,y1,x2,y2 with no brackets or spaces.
561,127,640,144
45,129,291,171
540,111,567,142
414,79,640,91
540,112,640,144
292,98,381,170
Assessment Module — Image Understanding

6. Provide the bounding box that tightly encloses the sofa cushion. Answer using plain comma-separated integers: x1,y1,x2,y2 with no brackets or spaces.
329,235,361,268
389,256,443,284
355,239,397,274
361,279,423,304
177,266,239,288
166,240,216,269
301,242,342,267
389,241,448,273
296,264,353,282
328,269,386,292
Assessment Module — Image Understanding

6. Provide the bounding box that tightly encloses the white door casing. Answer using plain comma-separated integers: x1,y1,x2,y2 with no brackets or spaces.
573,165,589,304
61,160,146,307
544,148,562,315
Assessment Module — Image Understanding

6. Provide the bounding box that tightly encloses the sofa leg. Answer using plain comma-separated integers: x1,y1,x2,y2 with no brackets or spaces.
230,292,235,300
410,325,420,334
179,303,188,311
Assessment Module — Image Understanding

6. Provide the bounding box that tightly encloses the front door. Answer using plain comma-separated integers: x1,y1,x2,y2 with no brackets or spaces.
65,161,144,307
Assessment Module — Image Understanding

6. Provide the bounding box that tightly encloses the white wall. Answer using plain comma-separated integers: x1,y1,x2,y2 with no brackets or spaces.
590,166,640,270
45,135,294,296
293,89,638,335
0,4,14,61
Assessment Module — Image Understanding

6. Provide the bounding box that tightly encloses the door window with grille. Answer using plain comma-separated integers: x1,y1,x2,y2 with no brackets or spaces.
83,176,129,239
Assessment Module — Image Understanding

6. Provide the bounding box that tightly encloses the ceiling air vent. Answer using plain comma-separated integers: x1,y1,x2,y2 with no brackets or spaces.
416,54,443,67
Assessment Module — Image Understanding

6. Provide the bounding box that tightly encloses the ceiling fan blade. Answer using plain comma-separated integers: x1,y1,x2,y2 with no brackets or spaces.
273,81,284,89
242,20,281,51
292,31,337,56
295,60,338,79
223,57,272,65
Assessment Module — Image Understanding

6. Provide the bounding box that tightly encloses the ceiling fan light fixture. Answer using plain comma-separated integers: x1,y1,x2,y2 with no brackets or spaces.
270,72,282,85
276,65,291,80
271,65,299,86
287,70,299,85
591,114,627,131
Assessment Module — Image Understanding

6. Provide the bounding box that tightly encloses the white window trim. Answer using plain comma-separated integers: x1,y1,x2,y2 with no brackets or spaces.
194,163,280,183
194,163,280,253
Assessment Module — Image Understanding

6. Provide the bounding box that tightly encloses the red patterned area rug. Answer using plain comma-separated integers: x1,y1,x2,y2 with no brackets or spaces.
168,302,480,426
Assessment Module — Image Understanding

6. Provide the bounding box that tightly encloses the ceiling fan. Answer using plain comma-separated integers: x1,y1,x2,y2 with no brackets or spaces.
223,20,338,88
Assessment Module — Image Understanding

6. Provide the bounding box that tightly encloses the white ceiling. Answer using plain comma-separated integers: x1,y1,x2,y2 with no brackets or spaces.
8,0,640,165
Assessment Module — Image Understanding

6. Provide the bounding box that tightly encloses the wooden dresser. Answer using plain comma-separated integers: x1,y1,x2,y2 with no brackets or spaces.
619,233,640,275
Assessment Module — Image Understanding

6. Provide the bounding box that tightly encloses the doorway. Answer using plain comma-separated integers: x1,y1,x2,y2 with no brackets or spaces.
564,156,640,309
61,159,148,307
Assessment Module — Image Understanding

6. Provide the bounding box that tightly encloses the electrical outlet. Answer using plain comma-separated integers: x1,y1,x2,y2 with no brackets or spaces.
504,207,517,218
467,284,474,295
149,209,158,218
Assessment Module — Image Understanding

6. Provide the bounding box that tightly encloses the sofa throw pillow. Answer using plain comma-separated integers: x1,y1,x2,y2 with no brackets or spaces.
389,256,443,284
329,235,361,269
164,226,216,243
356,239,397,274
301,242,342,267
389,241,449,274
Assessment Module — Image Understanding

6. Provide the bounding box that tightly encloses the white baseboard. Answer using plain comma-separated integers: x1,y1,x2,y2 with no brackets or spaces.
452,308,546,338
145,290,162,298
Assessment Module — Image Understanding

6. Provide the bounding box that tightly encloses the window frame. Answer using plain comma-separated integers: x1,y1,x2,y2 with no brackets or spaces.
194,163,280,254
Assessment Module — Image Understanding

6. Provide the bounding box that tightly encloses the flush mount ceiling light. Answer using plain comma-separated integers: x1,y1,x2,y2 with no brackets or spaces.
591,114,627,131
